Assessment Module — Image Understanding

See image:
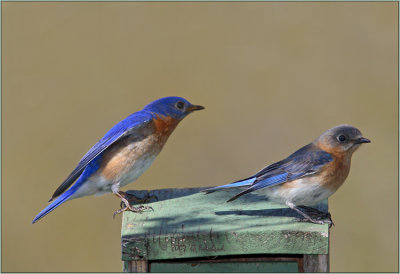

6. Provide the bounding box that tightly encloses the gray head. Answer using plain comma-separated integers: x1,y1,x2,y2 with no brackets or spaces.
315,124,370,154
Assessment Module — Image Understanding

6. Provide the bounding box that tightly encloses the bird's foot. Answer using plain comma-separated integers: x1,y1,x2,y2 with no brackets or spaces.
292,206,334,228
295,215,334,228
113,204,154,218
118,191,158,208
113,191,155,218
297,205,327,215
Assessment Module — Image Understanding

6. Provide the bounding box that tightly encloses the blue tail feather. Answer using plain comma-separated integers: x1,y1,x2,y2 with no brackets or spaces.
32,188,76,224
203,177,256,194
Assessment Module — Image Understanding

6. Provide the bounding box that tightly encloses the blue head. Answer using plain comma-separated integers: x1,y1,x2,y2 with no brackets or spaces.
143,96,205,120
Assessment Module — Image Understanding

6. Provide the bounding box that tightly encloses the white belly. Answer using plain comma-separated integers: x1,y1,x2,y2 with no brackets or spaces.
117,153,157,188
257,177,334,206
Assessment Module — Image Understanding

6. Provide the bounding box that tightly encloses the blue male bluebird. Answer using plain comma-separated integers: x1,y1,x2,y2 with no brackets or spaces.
32,97,204,224
204,125,370,226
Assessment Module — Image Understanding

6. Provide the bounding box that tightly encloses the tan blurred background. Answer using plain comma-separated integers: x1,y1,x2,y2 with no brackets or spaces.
2,2,398,272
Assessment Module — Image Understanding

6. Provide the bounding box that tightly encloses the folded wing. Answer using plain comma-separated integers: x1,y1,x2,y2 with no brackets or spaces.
49,111,154,201
225,144,333,202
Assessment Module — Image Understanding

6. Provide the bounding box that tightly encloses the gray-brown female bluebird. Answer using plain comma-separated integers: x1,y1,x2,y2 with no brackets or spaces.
204,125,370,226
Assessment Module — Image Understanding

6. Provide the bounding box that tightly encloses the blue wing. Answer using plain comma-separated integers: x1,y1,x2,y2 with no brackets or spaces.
49,110,154,201
203,177,257,194
224,144,333,202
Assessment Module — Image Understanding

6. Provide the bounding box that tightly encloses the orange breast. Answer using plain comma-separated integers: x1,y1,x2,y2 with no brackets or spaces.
281,149,351,193
152,115,180,142
320,153,351,192
314,140,353,192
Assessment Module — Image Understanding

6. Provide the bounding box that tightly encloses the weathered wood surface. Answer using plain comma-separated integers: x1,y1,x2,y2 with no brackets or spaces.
149,255,304,272
303,254,329,272
123,260,148,272
150,261,299,272
121,187,329,261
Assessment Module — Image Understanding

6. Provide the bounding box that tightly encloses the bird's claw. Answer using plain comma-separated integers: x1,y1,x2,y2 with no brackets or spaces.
293,206,334,228
119,192,158,208
295,214,334,228
137,205,154,212
113,209,123,219
113,205,154,218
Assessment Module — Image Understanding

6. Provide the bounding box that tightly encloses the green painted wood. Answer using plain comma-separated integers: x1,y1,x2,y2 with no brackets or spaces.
150,261,299,272
121,187,329,261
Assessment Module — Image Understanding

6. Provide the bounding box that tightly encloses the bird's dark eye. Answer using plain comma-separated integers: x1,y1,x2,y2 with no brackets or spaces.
175,101,185,110
337,135,346,142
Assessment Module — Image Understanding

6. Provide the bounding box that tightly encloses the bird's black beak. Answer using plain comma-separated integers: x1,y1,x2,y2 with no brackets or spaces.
187,105,205,112
356,137,371,144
